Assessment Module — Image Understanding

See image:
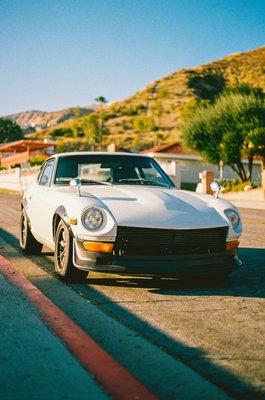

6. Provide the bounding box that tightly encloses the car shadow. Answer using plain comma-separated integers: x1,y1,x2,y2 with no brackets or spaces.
0,227,264,399
0,225,264,298
86,248,265,299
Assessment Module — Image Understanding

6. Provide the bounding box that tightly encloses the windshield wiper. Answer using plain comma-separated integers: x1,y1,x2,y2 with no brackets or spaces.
117,178,170,187
80,178,112,186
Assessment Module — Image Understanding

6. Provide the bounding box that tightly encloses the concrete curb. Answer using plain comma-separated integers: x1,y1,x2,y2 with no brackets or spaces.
0,255,157,400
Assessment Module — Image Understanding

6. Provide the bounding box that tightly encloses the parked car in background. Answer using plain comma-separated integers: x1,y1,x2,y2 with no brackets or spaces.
20,152,242,281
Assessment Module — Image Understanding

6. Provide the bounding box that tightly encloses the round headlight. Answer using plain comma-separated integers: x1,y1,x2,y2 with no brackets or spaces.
82,207,104,231
224,209,240,229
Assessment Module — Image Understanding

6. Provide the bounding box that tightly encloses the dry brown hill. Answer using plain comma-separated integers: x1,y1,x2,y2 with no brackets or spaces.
18,45,265,150
5,107,92,130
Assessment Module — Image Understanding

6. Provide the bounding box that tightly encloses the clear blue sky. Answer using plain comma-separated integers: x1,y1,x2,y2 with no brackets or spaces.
1,0,264,115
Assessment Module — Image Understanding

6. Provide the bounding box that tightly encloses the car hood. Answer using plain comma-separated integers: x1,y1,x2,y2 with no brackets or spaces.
75,185,229,230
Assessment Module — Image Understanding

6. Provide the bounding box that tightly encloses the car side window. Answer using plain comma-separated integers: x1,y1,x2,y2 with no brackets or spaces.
38,160,55,186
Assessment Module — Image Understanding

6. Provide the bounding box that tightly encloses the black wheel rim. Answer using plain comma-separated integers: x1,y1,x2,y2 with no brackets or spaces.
56,226,67,271
20,212,27,247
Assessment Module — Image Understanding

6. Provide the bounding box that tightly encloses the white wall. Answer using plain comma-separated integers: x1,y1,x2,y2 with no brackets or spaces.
153,153,262,184
0,166,40,192
0,155,262,192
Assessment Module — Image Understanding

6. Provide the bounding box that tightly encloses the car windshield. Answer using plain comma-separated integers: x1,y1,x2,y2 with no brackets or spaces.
54,154,173,187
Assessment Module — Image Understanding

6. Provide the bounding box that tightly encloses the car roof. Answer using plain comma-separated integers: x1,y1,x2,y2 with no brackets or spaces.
50,151,151,159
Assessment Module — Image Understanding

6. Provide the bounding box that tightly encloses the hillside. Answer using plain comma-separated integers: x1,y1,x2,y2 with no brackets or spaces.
5,107,92,131
20,45,265,150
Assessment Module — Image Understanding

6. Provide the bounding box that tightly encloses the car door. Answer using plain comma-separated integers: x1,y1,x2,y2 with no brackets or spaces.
28,158,56,246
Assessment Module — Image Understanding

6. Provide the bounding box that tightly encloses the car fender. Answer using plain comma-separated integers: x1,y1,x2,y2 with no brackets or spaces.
52,205,73,239
184,191,242,238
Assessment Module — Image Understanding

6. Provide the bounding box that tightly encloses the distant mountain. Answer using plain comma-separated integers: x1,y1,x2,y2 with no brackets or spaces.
5,107,92,130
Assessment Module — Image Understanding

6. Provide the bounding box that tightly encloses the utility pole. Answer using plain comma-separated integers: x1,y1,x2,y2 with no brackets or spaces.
219,160,224,179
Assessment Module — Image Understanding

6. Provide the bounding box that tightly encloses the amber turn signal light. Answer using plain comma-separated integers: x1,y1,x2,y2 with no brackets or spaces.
83,241,114,253
226,241,239,251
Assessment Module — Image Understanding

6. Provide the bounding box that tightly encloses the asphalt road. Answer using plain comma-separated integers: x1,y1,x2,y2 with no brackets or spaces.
0,192,264,399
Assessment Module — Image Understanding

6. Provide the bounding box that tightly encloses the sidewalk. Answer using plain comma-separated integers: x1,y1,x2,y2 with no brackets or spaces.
0,274,109,400
220,189,265,210
0,255,158,400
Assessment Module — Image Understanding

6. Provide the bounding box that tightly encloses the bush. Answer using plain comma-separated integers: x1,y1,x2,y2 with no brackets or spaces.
220,179,257,192
181,182,197,191
50,128,73,138
56,137,92,152
133,116,156,132
186,70,226,101
29,154,48,166
158,89,169,99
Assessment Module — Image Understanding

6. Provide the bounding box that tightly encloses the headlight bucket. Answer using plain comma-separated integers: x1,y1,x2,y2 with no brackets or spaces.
81,207,104,231
224,209,240,230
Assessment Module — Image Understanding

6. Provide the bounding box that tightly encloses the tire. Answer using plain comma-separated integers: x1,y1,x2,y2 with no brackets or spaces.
54,219,88,282
19,208,43,254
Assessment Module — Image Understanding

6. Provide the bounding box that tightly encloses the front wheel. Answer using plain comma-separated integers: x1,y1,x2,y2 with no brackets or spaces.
19,208,43,254
54,220,88,282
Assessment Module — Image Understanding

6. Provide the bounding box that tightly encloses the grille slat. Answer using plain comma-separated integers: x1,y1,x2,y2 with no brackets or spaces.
114,226,228,256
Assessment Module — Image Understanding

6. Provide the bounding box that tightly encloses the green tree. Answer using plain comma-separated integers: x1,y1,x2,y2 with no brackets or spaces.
95,96,108,148
186,70,226,101
82,114,100,146
0,118,23,143
183,90,265,181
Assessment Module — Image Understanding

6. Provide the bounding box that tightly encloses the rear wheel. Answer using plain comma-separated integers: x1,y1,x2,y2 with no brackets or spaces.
19,208,43,254
54,220,88,282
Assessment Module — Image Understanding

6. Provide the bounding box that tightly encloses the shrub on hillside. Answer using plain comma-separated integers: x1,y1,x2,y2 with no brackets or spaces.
133,115,156,132
186,70,226,101
56,138,92,152
50,128,73,138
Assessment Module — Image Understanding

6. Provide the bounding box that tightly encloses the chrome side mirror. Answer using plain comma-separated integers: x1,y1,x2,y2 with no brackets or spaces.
210,180,221,198
70,178,81,197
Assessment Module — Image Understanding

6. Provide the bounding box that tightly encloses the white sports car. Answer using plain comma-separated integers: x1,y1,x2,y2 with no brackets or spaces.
20,152,242,281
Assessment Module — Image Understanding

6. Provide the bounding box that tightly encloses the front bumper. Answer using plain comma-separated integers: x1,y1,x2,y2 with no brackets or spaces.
73,239,242,277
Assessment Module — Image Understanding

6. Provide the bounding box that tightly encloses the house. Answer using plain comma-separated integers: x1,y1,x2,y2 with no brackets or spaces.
140,142,184,155
141,142,263,187
0,139,56,168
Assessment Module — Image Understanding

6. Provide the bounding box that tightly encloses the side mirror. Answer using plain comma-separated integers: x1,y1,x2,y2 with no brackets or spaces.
70,178,81,197
210,180,221,198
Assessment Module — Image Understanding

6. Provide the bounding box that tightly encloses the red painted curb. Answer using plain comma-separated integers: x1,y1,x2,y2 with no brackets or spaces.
0,255,158,400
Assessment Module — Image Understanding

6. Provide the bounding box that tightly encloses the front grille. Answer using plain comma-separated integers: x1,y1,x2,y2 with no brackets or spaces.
114,226,228,256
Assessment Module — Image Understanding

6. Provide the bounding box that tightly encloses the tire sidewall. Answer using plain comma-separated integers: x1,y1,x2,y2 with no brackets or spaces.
54,220,72,277
19,209,28,250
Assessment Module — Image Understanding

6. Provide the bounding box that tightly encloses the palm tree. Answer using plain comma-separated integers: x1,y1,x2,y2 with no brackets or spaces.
95,96,108,149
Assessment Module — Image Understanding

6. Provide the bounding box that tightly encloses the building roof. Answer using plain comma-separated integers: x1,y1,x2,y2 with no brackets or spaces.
140,142,184,155
0,139,56,153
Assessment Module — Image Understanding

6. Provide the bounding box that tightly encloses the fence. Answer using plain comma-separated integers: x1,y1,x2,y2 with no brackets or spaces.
0,166,40,192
